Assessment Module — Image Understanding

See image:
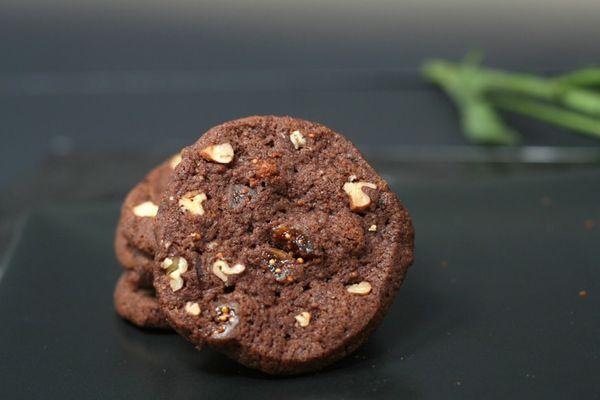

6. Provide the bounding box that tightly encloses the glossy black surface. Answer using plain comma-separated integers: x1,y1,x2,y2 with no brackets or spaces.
1,170,598,399
4,1,600,187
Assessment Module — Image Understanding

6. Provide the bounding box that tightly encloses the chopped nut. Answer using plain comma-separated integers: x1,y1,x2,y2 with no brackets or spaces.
346,281,372,295
295,311,311,327
179,192,207,216
343,181,377,211
169,276,184,291
161,257,189,291
584,219,596,230
169,153,182,169
133,201,158,217
200,143,234,164
368,224,377,232
185,302,201,316
212,260,228,282
212,259,245,282
161,257,180,274
348,174,357,182
224,263,245,275
207,241,218,250
289,130,307,149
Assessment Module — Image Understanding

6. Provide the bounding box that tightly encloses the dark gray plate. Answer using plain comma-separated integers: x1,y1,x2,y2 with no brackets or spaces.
0,170,599,399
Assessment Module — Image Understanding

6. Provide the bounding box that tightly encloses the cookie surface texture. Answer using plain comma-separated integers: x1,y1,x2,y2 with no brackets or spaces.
154,116,414,374
114,271,171,330
115,157,179,282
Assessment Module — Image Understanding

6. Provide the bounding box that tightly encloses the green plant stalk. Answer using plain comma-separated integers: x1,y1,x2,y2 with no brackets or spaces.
557,67,600,87
491,95,600,139
423,60,600,116
423,61,520,145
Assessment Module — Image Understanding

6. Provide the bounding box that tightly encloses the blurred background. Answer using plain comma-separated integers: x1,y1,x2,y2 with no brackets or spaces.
2,0,600,245
3,0,600,182
3,0,600,254
1,0,600,232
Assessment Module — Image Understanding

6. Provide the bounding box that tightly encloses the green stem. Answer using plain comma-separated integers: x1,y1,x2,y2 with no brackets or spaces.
423,60,600,117
491,95,600,139
423,61,520,145
556,67,600,87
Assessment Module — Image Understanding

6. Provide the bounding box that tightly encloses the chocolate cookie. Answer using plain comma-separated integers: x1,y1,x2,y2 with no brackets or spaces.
114,231,154,285
114,154,181,283
114,155,181,328
154,116,414,374
114,271,171,329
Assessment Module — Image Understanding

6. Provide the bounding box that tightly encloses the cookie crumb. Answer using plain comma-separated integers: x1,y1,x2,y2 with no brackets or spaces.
540,196,552,207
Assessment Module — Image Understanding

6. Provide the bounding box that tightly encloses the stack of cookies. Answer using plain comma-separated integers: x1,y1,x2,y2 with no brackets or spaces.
114,156,178,330
113,116,414,374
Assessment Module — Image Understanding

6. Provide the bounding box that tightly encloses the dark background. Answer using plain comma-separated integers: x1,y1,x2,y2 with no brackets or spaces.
1,2,599,398
3,0,600,188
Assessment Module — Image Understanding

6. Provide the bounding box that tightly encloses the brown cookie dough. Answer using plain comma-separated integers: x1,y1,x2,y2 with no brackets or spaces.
114,155,181,329
114,271,171,330
114,230,154,286
114,155,181,282
154,116,414,374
